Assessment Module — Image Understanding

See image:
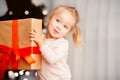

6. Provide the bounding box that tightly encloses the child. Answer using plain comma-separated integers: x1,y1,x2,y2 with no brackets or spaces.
30,5,81,80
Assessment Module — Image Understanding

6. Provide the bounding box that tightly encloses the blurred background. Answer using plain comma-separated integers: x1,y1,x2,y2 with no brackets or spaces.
0,0,120,80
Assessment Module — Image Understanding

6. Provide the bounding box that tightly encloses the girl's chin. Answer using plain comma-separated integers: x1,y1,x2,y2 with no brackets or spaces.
51,35,60,39
48,33,57,38
50,32,62,38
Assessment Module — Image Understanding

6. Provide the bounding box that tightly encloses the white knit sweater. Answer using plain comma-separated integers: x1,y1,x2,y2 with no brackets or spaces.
37,38,71,80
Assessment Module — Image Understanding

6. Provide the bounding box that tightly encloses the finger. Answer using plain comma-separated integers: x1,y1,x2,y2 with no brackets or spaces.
33,29,36,33
30,38,35,41
29,34,35,38
29,35,36,39
29,32,35,35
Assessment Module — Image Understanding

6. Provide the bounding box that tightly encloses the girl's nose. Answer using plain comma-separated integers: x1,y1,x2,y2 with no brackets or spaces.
56,23,62,30
56,26,60,29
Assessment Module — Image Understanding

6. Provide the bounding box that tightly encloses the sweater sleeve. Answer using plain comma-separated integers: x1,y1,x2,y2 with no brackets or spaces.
40,40,69,64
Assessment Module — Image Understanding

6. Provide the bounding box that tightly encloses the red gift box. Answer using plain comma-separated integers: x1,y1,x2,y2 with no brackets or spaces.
0,18,42,79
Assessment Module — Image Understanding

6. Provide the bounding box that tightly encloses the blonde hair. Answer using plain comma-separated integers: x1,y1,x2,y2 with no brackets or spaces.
49,5,82,45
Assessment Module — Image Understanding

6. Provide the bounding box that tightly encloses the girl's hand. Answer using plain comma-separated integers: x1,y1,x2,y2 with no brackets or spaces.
29,29,45,46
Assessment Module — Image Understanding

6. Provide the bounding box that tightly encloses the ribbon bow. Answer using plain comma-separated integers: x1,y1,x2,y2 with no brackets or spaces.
0,44,40,79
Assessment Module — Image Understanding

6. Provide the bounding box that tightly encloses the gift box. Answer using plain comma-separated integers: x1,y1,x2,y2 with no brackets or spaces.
0,18,42,71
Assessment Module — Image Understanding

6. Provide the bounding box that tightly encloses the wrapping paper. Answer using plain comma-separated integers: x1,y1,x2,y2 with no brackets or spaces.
0,18,42,79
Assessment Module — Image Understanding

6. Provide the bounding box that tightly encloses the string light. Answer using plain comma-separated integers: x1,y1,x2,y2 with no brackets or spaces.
9,11,13,15
25,71,30,76
35,72,37,76
24,10,29,15
23,78,28,80
42,9,48,15
8,71,15,79
19,70,24,75
42,28,47,34
14,72,19,77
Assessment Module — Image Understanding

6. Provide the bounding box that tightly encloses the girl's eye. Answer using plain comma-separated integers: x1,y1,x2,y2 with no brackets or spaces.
56,19,60,22
64,25,68,29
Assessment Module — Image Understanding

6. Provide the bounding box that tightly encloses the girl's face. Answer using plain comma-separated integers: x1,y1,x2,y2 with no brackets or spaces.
47,9,76,39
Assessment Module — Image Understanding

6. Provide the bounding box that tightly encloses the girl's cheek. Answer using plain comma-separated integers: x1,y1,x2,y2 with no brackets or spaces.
51,20,56,25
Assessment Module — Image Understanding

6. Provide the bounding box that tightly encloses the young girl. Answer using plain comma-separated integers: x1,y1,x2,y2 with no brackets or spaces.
30,5,81,80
